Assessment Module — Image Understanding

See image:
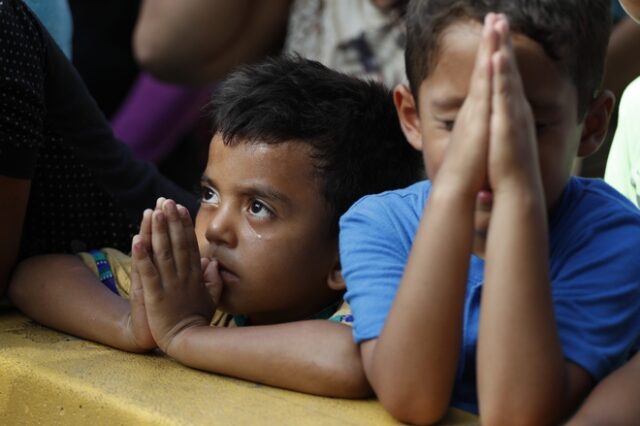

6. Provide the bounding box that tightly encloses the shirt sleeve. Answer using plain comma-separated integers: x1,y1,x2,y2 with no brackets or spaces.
339,192,417,343
551,202,640,381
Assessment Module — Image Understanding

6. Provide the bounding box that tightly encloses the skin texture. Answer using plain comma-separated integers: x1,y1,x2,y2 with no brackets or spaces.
8,134,369,398
133,0,292,84
566,352,640,426
363,14,613,425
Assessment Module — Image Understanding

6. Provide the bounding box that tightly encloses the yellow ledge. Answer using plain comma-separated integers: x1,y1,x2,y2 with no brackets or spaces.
0,308,478,425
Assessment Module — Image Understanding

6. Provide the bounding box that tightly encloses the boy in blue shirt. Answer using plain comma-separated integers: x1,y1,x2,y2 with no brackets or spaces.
339,1,640,424
9,56,422,398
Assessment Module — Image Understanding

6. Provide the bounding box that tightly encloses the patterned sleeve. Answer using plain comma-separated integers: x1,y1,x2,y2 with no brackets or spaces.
0,1,47,178
328,300,354,326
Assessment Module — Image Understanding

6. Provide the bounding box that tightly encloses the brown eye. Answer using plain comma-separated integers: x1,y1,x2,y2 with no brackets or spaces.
200,186,219,204
248,200,274,218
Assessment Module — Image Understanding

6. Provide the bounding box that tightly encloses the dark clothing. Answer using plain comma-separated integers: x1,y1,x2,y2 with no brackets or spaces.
0,0,198,258
68,0,141,118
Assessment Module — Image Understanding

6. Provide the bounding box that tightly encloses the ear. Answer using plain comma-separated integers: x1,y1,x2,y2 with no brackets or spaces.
394,84,424,151
577,89,615,157
326,253,345,292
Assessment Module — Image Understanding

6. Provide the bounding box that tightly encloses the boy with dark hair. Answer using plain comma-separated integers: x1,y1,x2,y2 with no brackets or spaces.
9,56,422,397
340,0,639,424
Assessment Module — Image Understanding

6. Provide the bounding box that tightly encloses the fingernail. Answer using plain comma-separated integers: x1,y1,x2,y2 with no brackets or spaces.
132,235,142,251
177,204,189,218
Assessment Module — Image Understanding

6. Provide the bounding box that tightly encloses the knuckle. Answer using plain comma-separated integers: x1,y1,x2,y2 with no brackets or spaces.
155,248,173,263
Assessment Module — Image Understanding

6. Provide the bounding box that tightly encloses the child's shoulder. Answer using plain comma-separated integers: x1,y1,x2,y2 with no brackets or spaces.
568,177,640,217
551,177,640,248
345,180,431,217
339,180,430,242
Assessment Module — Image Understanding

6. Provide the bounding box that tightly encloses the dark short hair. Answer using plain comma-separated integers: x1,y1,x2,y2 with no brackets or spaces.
209,55,423,235
405,0,612,116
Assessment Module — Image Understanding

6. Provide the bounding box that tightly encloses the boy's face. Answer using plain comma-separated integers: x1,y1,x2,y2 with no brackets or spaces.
194,134,342,325
400,20,602,247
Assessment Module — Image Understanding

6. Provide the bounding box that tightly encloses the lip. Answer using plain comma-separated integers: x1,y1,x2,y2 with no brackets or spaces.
219,266,239,284
214,258,240,284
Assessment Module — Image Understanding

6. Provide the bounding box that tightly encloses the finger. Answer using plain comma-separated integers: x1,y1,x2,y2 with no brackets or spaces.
151,208,178,284
132,234,163,298
129,253,146,319
467,13,498,103
178,203,202,273
494,16,526,97
203,259,223,305
130,235,140,295
140,209,153,252
162,199,192,280
491,49,516,151
201,257,211,275
155,197,166,211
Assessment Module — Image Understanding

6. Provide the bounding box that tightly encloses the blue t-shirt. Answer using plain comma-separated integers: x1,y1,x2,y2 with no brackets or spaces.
339,177,640,413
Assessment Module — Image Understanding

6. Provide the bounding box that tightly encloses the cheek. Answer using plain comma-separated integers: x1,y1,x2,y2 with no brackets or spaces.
248,232,332,284
194,214,207,253
422,128,449,180
424,148,445,180
537,132,579,207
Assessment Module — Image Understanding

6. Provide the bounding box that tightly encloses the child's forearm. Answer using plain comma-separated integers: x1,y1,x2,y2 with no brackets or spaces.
166,320,371,398
366,186,476,424
8,255,143,352
567,353,640,426
479,190,584,424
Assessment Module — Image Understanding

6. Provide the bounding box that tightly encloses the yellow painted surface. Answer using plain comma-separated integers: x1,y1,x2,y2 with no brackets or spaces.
0,308,478,425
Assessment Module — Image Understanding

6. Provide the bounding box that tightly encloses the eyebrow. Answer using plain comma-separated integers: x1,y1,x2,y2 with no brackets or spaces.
200,175,293,207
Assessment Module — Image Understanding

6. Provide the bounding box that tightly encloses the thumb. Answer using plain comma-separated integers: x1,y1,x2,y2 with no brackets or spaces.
202,258,223,305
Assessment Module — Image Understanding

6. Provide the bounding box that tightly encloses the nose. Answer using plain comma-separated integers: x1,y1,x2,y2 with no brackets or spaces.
204,203,238,248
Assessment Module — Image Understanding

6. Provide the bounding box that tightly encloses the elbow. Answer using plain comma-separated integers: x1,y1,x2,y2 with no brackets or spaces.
329,373,373,399
376,388,449,425
6,257,37,308
313,358,374,399
133,35,171,81
133,29,189,84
